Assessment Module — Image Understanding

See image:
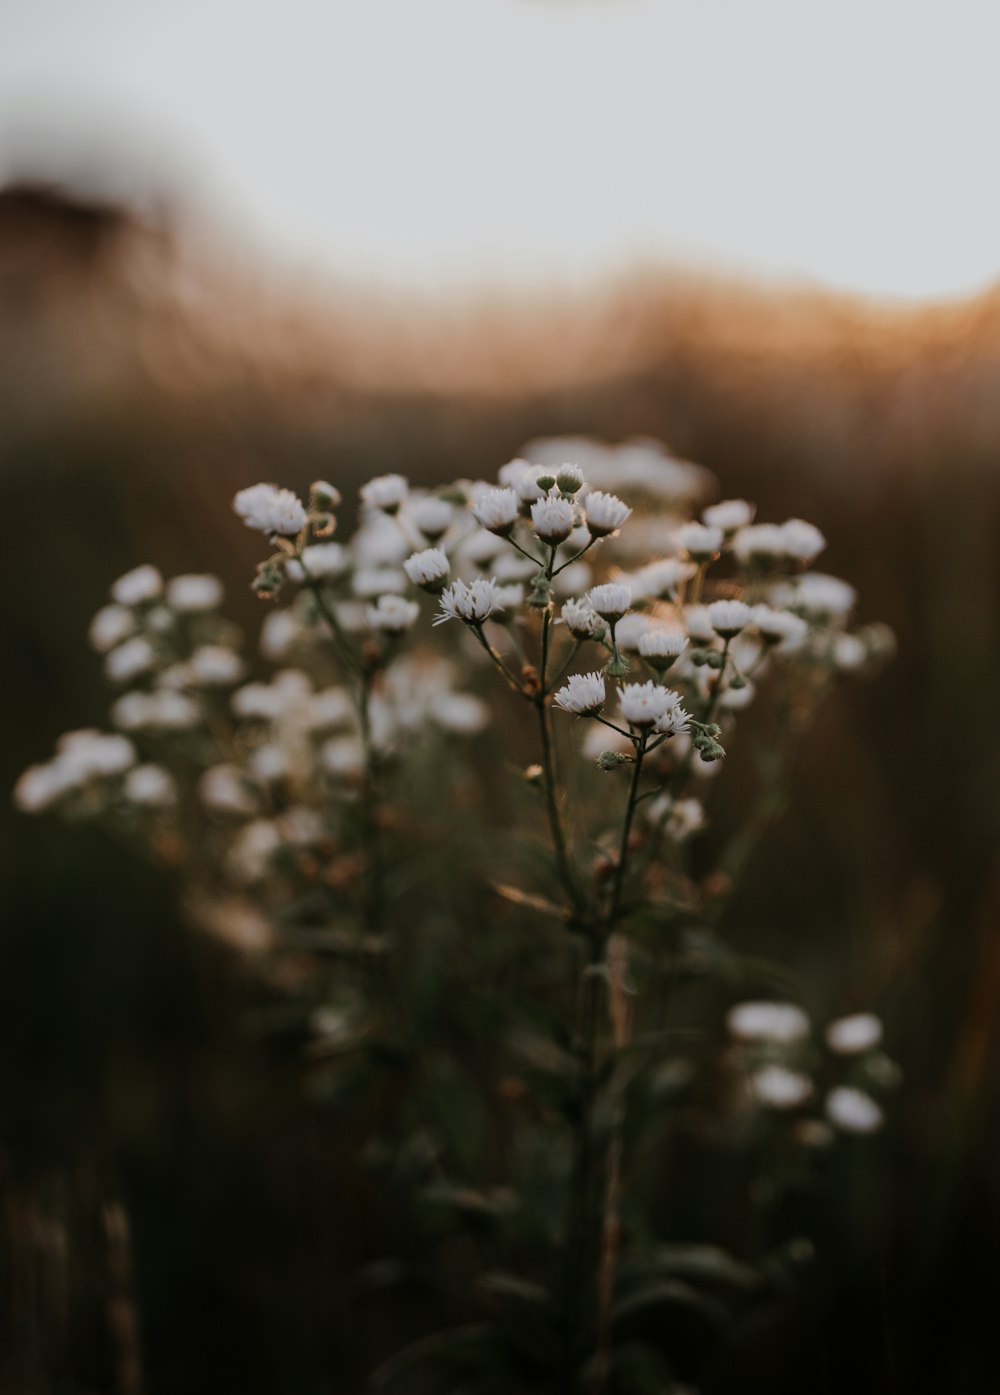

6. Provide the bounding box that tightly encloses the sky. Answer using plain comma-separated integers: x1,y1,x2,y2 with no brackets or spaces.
2,0,1000,300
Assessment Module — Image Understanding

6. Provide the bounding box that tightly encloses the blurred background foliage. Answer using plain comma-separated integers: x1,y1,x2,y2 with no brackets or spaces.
2,183,1000,1392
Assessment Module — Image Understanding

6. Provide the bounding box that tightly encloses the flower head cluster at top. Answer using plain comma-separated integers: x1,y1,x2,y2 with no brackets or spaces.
15,439,892,947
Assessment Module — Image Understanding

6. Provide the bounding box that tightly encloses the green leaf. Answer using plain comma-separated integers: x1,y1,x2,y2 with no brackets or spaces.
369,1323,497,1391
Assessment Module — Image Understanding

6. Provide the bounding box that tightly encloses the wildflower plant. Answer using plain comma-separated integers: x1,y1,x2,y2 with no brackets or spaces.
15,440,897,1391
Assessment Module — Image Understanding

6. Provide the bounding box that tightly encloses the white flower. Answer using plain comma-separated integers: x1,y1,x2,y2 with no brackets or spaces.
288,542,350,581
787,572,857,620
833,633,867,672
105,637,156,684
780,518,826,562
625,558,694,601
367,595,420,634
613,614,652,652
708,599,751,639
111,565,163,607
227,819,281,883
305,687,354,732
684,605,715,643
618,681,677,729
233,483,307,535
583,490,631,537
587,583,631,622
413,495,454,540
434,577,502,627
638,629,687,671
14,762,79,813
494,553,536,583
351,567,408,599
513,466,547,504
430,691,490,734
560,598,605,640
530,495,576,544
403,547,450,592
473,486,520,536
825,1013,883,1056
553,562,593,598
166,574,223,612
259,609,301,661
321,736,365,779
726,1001,810,1045
732,523,787,564
497,457,533,488
111,690,200,731
88,605,134,653
249,744,292,784
359,473,408,513
124,764,176,808
751,1066,813,1111
554,671,606,716
189,645,245,687
677,522,723,561
460,528,506,568
200,764,257,816
491,583,525,616
703,498,755,533
652,690,689,736
825,1086,884,1135
58,729,137,778
751,605,808,649
661,796,706,840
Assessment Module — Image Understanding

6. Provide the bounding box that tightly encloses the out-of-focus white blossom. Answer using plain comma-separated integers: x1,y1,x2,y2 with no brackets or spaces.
105,637,156,684
288,543,350,582
200,765,257,816
321,736,365,780
752,1066,813,1110
430,692,490,734
624,557,695,601
727,1001,811,1045
367,595,420,634
833,633,867,672
124,764,176,808
403,548,450,592
677,522,723,561
825,1086,884,1134
166,574,223,612
111,565,163,607
359,473,408,514
708,600,752,639
412,495,454,541
227,819,281,883
352,567,408,599
613,613,652,652
111,689,200,731
554,672,606,716
703,499,755,533
684,606,716,644
783,572,857,621
825,1013,883,1056
732,523,787,564
189,645,245,687
234,484,307,536
751,605,809,649
88,605,134,653
780,518,826,562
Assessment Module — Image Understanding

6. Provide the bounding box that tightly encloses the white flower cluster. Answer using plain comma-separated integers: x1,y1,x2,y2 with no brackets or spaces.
726,999,894,1134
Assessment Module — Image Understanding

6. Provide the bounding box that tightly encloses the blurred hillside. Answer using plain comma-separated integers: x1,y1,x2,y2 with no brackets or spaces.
2,182,1000,1393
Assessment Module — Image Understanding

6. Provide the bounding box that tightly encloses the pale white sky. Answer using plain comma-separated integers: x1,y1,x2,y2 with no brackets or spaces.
2,0,999,299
